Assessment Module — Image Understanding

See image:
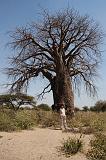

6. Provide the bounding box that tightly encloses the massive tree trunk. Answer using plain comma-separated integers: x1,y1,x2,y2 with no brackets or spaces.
51,58,74,114
57,70,74,114
50,73,74,114
64,76,74,114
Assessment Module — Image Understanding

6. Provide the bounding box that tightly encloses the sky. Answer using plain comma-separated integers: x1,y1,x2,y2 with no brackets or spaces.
0,0,106,108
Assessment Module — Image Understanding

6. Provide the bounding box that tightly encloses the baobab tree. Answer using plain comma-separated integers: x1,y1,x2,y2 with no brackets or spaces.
6,9,103,114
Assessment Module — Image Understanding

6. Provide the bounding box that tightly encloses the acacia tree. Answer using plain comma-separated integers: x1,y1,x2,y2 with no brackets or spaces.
0,93,36,110
6,9,103,114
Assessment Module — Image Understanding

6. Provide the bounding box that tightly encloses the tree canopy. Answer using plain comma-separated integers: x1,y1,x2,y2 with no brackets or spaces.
90,100,106,112
0,93,36,110
5,8,103,113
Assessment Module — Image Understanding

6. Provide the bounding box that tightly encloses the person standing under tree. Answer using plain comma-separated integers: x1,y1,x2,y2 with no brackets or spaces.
59,103,68,131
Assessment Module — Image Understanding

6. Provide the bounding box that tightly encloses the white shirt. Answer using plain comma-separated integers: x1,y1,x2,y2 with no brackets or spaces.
60,108,66,116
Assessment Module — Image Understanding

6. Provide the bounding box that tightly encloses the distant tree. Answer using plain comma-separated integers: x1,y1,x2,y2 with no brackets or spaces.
6,8,103,114
90,106,96,112
74,107,80,112
0,93,36,110
82,106,89,112
92,100,106,112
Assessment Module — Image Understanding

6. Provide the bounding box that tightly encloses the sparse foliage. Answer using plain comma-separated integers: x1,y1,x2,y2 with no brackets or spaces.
91,100,106,112
6,8,103,113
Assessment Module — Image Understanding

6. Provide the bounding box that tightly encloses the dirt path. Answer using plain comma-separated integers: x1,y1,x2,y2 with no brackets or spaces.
0,128,92,160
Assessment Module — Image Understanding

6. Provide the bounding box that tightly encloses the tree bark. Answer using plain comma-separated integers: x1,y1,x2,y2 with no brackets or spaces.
51,59,74,114
50,76,60,111
57,69,74,114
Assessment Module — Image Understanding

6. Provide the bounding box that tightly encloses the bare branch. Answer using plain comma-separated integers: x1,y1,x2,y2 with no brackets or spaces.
5,8,103,99
37,83,51,100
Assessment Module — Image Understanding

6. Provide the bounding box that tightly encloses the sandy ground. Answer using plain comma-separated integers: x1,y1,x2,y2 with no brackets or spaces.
0,128,92,160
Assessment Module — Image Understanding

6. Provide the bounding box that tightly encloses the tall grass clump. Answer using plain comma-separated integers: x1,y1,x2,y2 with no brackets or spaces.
86,133,106,160
59,136,83,157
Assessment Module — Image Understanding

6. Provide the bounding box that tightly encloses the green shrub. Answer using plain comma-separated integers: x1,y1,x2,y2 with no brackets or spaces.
86,133,106,160
60,136,83,157
37,104,51,111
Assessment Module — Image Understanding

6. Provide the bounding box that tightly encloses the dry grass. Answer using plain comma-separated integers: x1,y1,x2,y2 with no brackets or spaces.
86,133,106,160
0,107,106,133
0,108,106,160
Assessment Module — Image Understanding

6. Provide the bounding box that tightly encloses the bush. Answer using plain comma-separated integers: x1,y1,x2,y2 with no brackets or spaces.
60,136,83,157
15,110,36,130
0,121,17,132
0,111,17,131
0,109,37,131
36,110,59,128
86,133,106,160
37,104,51,111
